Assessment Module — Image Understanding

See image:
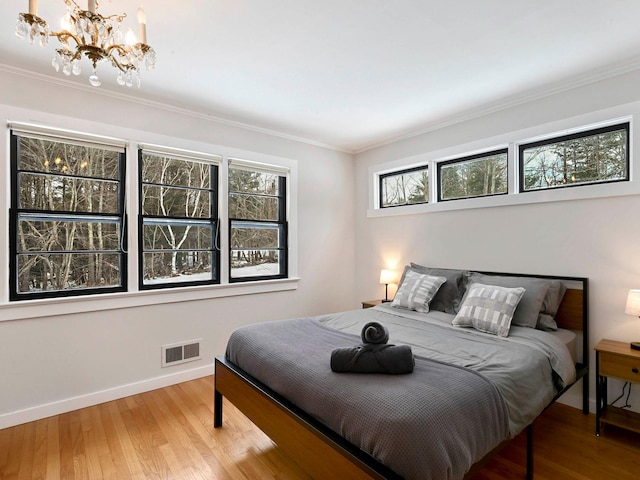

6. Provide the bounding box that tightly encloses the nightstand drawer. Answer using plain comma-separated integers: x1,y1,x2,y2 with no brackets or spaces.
600,351,640,381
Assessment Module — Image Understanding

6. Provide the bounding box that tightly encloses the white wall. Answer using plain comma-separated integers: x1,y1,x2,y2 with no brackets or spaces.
0,68,356,428
354,68,640,413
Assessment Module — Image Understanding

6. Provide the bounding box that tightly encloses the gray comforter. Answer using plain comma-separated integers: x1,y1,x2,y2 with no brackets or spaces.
225,306,575,480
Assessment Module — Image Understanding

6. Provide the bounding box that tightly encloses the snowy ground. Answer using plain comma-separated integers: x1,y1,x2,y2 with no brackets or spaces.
144,263,279,284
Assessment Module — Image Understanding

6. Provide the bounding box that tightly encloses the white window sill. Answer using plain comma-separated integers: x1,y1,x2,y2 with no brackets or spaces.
0,278,300,322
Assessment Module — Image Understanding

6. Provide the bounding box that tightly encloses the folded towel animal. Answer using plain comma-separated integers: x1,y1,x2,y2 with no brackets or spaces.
361,321,389,344
330,343,414,374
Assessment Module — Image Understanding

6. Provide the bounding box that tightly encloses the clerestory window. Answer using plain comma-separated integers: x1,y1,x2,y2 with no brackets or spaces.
519,123,629,192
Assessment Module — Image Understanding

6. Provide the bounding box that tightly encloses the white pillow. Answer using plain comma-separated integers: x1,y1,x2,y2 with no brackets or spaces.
391,270,446,313
452,283,525,337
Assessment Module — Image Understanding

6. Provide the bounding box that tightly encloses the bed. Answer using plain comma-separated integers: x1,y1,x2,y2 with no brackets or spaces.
214,268,589,479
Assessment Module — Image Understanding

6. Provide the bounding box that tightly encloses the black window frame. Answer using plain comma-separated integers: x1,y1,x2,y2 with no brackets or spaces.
437,148,509,202
379,165,429,208
519,123,630,193
9,131,128,301
228,168,288,283
138,149,220,290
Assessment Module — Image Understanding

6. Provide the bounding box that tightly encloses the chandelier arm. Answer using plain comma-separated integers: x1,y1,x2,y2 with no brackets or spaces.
104,44,135,72
50,30,84,48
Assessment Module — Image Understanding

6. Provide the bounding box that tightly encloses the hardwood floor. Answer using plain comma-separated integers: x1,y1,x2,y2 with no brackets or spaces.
1,375,639,479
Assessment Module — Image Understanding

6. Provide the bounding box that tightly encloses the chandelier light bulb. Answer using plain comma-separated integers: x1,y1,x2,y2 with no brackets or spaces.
60,13,71,32
125,28,136,46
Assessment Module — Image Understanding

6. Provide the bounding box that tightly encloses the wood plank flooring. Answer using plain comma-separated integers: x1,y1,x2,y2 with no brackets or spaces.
1,375,639,479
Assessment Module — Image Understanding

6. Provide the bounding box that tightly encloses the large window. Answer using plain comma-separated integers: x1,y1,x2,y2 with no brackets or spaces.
139,149,220,288
438,149,508,201
10,129,127,300
228,161,288,282
520,123,629,192
379,166,429,208
5,125,295,307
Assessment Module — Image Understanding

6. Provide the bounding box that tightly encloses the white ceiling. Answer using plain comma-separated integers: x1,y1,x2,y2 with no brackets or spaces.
2,0,640,152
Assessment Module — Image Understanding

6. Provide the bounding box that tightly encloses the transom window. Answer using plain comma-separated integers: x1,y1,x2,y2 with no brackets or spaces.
228,160,288,282
438,149,508,201
379,166,429,208
139,149,220,289
519,123,629,192
10,129,127,300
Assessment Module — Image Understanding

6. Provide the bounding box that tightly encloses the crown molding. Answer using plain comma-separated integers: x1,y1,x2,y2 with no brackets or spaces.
352,55,640,154
0,63,349,154
4,55,640,157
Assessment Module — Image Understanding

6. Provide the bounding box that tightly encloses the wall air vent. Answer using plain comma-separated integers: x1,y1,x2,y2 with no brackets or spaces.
161,339,202,367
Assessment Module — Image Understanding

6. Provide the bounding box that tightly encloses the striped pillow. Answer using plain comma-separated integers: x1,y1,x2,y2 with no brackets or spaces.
452,283,525,337
391,270,447,313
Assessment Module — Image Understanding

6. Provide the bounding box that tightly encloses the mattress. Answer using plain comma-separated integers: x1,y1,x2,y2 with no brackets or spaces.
370,304,577,365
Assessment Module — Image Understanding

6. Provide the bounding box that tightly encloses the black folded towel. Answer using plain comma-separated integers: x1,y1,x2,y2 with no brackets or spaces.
330,343,414,374
361,321,389,344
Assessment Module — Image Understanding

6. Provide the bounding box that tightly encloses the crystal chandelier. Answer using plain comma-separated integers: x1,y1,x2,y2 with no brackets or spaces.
15,0,156,87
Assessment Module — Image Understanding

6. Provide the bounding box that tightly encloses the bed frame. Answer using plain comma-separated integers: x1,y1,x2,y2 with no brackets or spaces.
214,272,589,480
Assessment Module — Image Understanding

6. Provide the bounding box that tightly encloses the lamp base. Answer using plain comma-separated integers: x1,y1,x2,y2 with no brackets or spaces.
631,342,640,351
381,299,391,303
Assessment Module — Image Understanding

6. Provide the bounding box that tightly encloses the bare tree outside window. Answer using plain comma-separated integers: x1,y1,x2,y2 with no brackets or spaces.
140,152,218,287
521,124,628,192
11,134,125,299
229,167,287,280
439,150,508,201
380,167,429,208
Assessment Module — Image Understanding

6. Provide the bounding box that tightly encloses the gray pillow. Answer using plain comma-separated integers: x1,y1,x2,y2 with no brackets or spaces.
467,273,550,329
452,283,526,337
409,264,470,314
535,280,567,331
391,270,447,313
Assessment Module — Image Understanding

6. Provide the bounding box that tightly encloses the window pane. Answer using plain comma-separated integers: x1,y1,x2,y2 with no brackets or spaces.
231,224,280,249
17,252,121,293
380,168,428,207
141,154,210,189
19,173,119,213
142,223,212,250
142,251,213,285
228,193,279,221
230,250,281,278
521,125,628,191
142,185,211,218
229,169,279,195
18,217,120,252
439,151,508,201
19,137,120,180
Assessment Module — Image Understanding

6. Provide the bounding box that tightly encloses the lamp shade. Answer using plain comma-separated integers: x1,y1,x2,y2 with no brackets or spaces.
625,289,640,316
379,269,395,285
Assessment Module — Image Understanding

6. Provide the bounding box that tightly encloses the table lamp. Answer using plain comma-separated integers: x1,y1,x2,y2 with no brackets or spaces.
379,269,395,303
624,289,640,350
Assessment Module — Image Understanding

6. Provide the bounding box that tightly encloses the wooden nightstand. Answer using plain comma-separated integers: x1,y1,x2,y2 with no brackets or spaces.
594,339,640,436
362,299,383,309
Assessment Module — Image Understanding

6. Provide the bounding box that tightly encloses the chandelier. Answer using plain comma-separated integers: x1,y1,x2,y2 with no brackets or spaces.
15,0,156,88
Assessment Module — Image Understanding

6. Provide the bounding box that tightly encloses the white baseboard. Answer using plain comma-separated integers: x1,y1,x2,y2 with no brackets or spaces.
0,364,214,430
